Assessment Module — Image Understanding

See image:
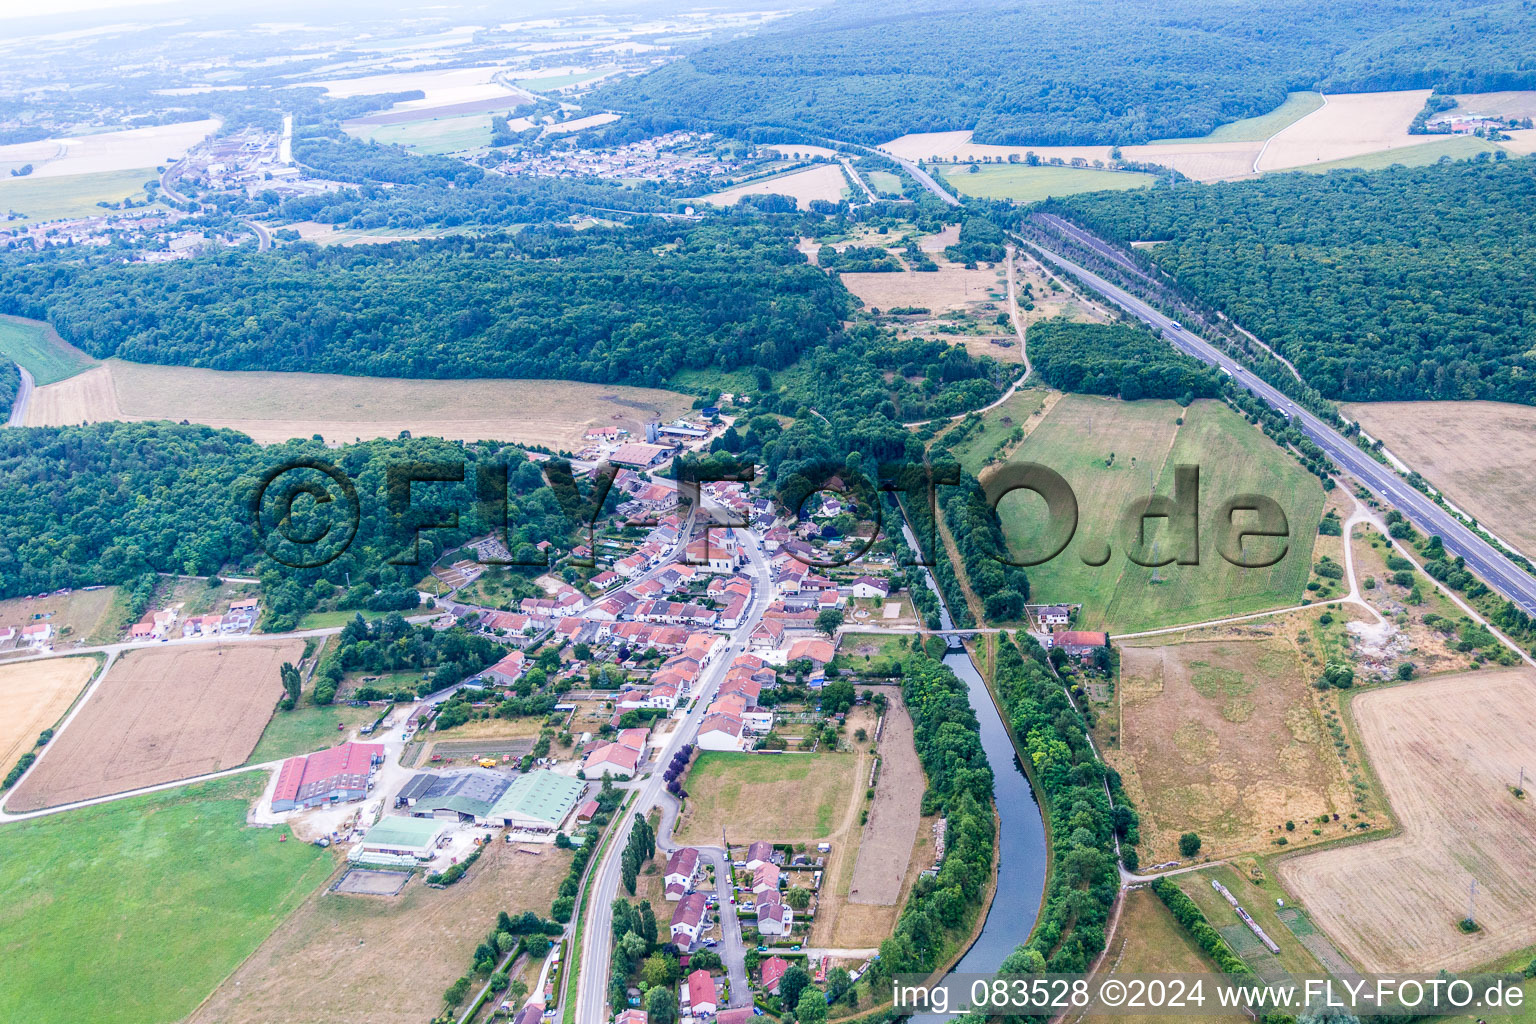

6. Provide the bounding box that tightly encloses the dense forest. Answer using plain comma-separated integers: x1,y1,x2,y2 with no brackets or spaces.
1028,320,1225,402
0,221,848,385
1052,158,1536,403
0,423,577,618
0,359,18,421
594,0,1536,146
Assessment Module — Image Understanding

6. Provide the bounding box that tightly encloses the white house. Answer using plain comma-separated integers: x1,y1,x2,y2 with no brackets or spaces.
665,847,700,900
670,892,706,947
696,712,745,751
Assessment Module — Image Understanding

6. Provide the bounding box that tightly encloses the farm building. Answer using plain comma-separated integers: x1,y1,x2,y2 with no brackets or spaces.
1045,630,1110,658
270,742,384,812
394,768,511,822
608,442,671,468
487,769,586,834
351,815,449,863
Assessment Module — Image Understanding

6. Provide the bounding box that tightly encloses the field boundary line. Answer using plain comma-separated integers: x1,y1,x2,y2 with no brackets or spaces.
1253,91,1326,173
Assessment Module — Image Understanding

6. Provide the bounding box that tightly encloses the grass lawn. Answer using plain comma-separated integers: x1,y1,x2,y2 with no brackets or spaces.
673,751,858,844
0,775,331,1024
988,395,1324,633
245,701,376,764
1293,134,1501,174
0,167,159,222
0,315,97,385
296,607,375,630
866,170,902,194
940,163,1156,203
1155,91,1325,144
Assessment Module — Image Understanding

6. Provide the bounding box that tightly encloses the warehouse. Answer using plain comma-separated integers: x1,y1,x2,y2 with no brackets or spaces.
351,815,450,865
394,768,511,823
270,741,385,812
487,769,586,835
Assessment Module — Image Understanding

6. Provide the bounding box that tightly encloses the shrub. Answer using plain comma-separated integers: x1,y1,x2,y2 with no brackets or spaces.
1179,832,1201,857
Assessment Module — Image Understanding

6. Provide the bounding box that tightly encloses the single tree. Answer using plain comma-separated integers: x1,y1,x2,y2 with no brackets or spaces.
1179,832,1202,857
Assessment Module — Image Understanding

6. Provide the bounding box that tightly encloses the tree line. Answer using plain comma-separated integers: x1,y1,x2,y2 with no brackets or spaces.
0,220,849,387
1052,158,1536,404
1028,320,1225,403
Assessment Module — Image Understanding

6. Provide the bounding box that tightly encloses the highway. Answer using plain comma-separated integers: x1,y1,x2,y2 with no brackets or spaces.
574,530,773,1024
1028,235,1536,617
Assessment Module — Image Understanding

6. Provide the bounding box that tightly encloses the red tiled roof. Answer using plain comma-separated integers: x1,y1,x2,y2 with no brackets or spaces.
687,969,717,1009
272,742,383,805
760,956,790,992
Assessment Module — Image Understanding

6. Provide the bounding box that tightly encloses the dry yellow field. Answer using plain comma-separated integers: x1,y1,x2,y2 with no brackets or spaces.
0,119,219,178
188,840,573,1024
0,657,96,778
881,89,1504,181
25,358,694,448
542,112,621,135
8,642,303,812
1112,638,1352,861
701,163,848,210
1343,400,1536,556
1255,90,1434,171
761,143,839,160
1278,669,1536,973
840,264,1003,311
878,131,1261,182
303,65,518,105
1450,90,1536,119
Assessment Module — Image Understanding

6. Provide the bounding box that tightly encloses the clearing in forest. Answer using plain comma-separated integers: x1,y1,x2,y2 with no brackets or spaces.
984,396,1324,633
1278,669,1536,973
1343,399,1536,556
25,357,694,449
1254,89,1434,171
1110,637,1351,861
8,641,302,812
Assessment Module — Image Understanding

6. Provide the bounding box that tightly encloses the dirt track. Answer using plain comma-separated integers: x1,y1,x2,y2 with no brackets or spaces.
847,691,923,905
7,642,300,812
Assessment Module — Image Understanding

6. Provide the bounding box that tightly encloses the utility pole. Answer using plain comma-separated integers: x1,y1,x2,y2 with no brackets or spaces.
1518,766,1526,796
1467,878,1479,927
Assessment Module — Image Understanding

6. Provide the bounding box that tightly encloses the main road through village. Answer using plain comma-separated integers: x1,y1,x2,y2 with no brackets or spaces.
575,529,773,1024
1026,236,1536,618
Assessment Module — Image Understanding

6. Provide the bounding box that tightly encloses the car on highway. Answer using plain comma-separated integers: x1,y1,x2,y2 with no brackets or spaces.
1168,320,1182,331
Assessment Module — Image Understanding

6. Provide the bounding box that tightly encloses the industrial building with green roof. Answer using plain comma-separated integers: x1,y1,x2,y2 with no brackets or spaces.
354,815,450,861
488,770,587,832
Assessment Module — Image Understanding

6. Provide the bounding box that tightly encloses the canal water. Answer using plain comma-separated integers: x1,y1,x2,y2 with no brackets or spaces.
901,524,1050,1011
